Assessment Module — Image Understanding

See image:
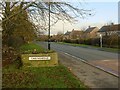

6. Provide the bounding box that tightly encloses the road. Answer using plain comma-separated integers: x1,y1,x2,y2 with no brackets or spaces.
37,42,118,76
38,42,118,61
37,42,119,88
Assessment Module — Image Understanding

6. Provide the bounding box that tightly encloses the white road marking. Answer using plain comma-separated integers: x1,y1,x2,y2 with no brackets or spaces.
61,51,119,77
64,52,86,62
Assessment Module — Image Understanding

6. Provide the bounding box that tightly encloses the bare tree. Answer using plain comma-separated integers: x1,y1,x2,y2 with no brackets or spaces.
0,1,92,44
0,1,92,26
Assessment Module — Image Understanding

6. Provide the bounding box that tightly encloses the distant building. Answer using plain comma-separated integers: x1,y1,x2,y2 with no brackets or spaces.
63,29,83,40
98,23,120,37
84,26,99,39
69,29,83,40
63,31,71,40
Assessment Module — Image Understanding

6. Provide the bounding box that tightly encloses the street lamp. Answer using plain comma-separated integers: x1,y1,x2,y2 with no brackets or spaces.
48,2,51,50
100,34,102,48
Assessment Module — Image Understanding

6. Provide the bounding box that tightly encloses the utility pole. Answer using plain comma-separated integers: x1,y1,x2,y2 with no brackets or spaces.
48,1,51,50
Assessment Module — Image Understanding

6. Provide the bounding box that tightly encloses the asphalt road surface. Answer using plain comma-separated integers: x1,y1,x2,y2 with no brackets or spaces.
37,42,118,76
38,42,118,61
37,42,119,88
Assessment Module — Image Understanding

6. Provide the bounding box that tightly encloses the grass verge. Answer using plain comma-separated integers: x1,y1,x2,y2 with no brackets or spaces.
3,64,87,88
19,42,45,54
3,42,87,88
19,42,55,54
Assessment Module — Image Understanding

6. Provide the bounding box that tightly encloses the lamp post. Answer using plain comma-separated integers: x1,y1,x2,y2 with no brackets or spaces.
100,34,102,48
48,1,51,50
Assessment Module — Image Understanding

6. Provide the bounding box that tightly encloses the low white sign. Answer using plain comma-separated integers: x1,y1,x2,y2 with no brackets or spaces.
29,57,51,60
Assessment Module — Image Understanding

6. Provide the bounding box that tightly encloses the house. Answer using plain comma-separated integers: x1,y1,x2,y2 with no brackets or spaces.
98,23,120,37
84,26,99,39
69,29,83,40
63,29,83,40
63,31,71,40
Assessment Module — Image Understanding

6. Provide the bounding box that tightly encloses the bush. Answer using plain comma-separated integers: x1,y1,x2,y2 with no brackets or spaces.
63,39,71,43
84,39,91,45
2,36,25,48
63,36,118,48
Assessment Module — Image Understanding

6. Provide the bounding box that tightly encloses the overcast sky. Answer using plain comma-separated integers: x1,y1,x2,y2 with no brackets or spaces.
44,0,119,35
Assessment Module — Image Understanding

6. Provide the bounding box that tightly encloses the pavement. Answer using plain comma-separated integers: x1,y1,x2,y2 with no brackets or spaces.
88,59,118,76
58,52,119,88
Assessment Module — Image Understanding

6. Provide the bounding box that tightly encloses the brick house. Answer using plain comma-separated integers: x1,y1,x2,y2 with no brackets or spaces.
63,29,83,40
97,23,119,48
69,29,83,40
98,24,120,37
84,26,99,39
63,31,71,40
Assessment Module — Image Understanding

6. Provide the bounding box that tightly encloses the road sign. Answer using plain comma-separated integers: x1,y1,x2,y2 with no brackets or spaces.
29,57,51,60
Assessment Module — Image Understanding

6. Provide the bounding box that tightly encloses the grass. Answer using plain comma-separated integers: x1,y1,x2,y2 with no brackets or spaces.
19,42,45,54
19,42,55,54
100,47,119,53
2,63,87,88
57,42,119,53
3,42,87,88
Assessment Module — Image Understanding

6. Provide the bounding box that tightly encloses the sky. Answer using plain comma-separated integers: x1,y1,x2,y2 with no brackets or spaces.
45,0,119,35
1,0,118,34
118,2,120,24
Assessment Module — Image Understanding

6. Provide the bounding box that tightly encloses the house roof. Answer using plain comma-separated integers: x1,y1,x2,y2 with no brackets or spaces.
64,31,71,35
85,27,97,33
98,24,120,32
71,30,83,34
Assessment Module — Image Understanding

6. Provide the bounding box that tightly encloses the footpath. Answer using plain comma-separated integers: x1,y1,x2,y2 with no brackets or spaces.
58,52,119,88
